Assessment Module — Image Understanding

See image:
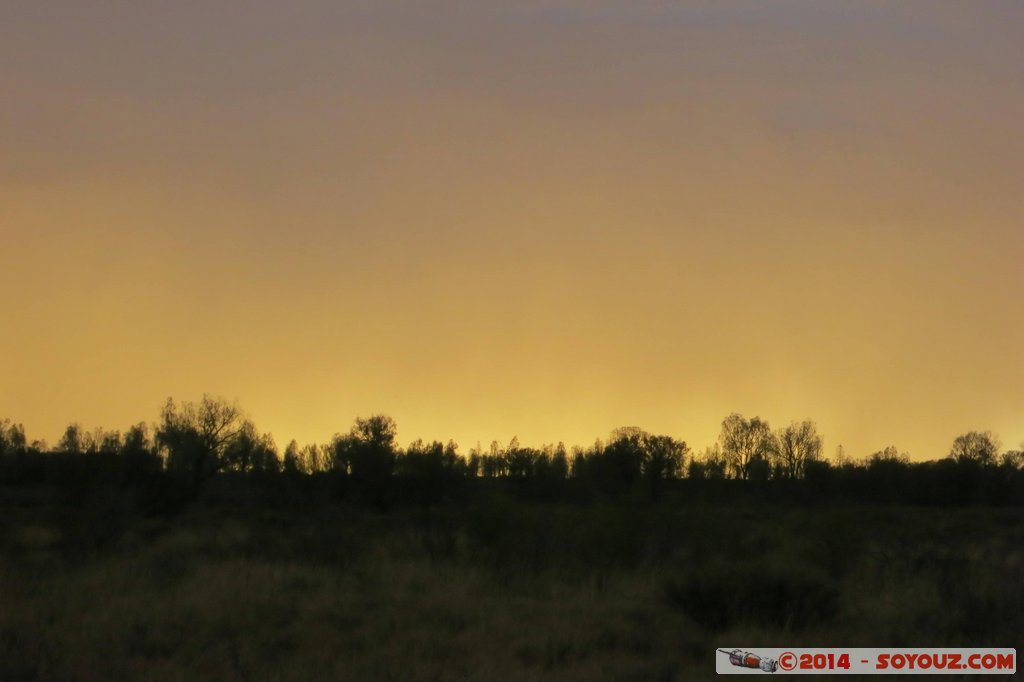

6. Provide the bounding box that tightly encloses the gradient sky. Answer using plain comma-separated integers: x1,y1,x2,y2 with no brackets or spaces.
2,1,1022,459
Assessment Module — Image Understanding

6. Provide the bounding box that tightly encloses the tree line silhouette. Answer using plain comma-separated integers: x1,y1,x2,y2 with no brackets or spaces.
1,395,1022,506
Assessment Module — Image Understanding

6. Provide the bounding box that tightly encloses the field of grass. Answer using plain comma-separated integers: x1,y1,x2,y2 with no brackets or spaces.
1,486,1021,681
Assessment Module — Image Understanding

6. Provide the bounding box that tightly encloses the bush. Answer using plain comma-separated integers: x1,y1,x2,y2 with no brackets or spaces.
664,558,839,631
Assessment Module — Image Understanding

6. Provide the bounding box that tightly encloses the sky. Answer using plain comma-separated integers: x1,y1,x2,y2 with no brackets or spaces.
2,0,1022,459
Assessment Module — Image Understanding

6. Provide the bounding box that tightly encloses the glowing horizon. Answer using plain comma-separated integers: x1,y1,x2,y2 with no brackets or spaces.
2,1,1022,461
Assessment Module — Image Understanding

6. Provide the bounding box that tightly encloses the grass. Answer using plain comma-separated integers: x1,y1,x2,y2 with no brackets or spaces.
0,490,1021,681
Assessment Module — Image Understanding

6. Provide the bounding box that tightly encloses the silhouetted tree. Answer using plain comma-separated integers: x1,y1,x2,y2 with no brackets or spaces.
304,443,331,473
58,423,85,454
569,445,589,479
1001,447,1024,470
588,428,646,493
575,427,685,495
93,428,122,455
4,400,1021,509
505,437,538,478
122,423,149,453
156,396,249,486
283,440,302,474
864,446,911,502
465,444,482,478
398,438,464,502
642,433,688,497
719,414,775,479
775,420,823,479
539,442,569,481
803,458,833,488
222,423,279,473
332,415,397,500
688,444,727,480
949,431,1000,465
480,440,508,478
870,445,908,465
57,424,118,455
643,434,687,478
121,422,161,478
0,419,27,456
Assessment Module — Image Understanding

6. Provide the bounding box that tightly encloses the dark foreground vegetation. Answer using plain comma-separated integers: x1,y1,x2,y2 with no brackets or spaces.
1,399,1022,681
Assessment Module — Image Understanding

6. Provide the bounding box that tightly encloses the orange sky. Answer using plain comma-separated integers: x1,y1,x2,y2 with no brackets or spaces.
2,1,1022,459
